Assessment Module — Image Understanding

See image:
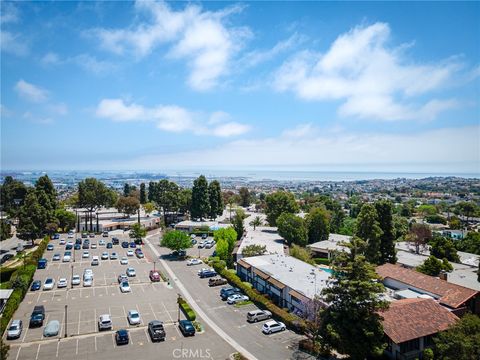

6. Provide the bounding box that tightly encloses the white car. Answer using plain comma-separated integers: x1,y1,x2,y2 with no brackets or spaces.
187,258,202,266
205,240,215,249
91,242,97,249
110,252,118,260
119,281,131,293
83,277,93,287
198,241,206,248
127,310,141,325
71,275,81,286
126,267,136,277
83,269,93,278
120,257,128,265
197,267,213,275
227,294,249,304
57,278,67,288
126,250,134,257
67,232,74,238
62,254,71,262
101,252,109,260
99,240,105,246
262,320,286,334
82,251,89,258
59,239,66,245
43,278,55,290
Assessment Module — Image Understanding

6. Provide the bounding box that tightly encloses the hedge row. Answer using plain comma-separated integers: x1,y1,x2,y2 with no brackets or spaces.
210,261,305,332
313,258,331,266
0,237,50,336
178,298,196,321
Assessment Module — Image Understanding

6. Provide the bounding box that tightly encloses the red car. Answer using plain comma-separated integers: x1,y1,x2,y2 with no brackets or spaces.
149,271,161,282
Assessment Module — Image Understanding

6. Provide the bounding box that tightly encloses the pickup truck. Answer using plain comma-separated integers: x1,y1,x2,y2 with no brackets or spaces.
148,320,166,342
208,278,228,287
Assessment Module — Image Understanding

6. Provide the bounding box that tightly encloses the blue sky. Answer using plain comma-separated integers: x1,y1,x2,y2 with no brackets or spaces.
1,1,479,173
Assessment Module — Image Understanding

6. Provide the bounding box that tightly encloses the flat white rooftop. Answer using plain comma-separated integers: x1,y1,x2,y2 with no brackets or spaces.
242,254,332,300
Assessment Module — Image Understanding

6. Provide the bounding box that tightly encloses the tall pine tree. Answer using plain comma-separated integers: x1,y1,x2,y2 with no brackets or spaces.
139,183,147,204
191,175,210,220
375,200,397,264
208,180,223,219
355,203,383,264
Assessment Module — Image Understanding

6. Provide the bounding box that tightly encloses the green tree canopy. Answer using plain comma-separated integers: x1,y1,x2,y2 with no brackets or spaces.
208,180,223,219
0,176,28,217
232,209,245,240
249,216,262,230
129,223,147,239
191,175,210,220
54,208,76,232
277,213,307,246
433,313,480,360
160,230,192,252
355,203,383,264
454,232,480,255
143,202,156,215
265,191,299,226
289,244,314,265
116,196,140,217
35,175,57,214
319,243,388,359
139,183,147,204
78,178,117,211
239,187,251,207
241,244,267,257
430,236,460,262
17,189,48,244
214,227,238,264
306,207,330,244
375,200,397,264
417,255,453,276
0,220,12,241
406,223,432,254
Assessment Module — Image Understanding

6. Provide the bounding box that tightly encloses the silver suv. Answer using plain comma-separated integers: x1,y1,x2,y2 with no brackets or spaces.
247,310,272,323
98,314,112,331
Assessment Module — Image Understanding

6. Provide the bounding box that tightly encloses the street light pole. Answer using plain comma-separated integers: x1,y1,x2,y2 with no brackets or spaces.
71,265,74,289
153,261,156,272
64,305,68,338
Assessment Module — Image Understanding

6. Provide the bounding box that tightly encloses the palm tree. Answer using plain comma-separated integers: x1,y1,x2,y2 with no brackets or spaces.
249,216,262,231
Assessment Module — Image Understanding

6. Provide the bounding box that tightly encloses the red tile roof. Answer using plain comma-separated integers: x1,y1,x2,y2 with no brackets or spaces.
382,298,458,344
376,263,478,309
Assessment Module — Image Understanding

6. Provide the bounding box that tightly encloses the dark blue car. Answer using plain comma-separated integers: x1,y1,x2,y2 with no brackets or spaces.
178,320,195,336
106,243,113,249
129,242,136,248
65,244,72,250
115,329,129,345
121,242,129,248
30,280,41,291
74,244,81,250
37,259,47,269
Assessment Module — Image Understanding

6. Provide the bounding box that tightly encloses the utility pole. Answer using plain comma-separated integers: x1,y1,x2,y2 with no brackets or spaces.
71,265,74,289
153,261,156,272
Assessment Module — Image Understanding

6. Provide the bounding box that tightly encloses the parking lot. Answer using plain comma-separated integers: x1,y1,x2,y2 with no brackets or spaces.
4,231,235,360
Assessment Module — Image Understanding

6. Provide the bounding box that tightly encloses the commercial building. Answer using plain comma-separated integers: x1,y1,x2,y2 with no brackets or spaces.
236,254,331,315
174,220,231,233
74,208,160,232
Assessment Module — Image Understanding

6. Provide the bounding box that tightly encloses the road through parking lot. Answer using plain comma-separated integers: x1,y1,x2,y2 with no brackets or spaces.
4,231,235,360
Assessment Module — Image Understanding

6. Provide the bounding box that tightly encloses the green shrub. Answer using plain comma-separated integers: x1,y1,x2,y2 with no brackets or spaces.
178,298,196,321
313,258,331,266
0,267,18,283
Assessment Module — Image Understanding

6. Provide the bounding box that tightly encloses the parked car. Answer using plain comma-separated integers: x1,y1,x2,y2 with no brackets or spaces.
43,320,60,337
262,320,286,334
127,310,141,325
129,242,136,248
91,242,97,249
173,250,186,258
178,320,195,336
187,258,202,266
52,253,61,261
67,231,74,238
75,238,82,245
205,240,215,249
62,253,71,262
115,329,129,345
201,233,208,240
89,233,95,238
31,280,42,291
6,320,23,339
121,241,129,248
247,310,272,323
227,294,249,304
126,250,134,257
74,243,81,250
106,243,113,249
149,271,161,282
98,314,112,331
37,258,47,269
81,233,87,239
208,278,228,287
83,269,93,277
82,242,89,249
57,278,68,288
91,256,99,266
197,241,206,249
71,275,81,286
199,269,217,278
120,257,128,265
29,306,45,328
65,244,73,250
52,233,60,240
43,278,55,290
59,239,66,245
112,237,119,245
220,287,241,300
47,244,54,251
118,274,128,283
102,231,109,237
83,277,93,287
101,252,109,260
191,239,197,245
99,240,105,246
110,252,118,260
126,267,136,277
119,281,131,293
148,320,166,342
135,251,144,259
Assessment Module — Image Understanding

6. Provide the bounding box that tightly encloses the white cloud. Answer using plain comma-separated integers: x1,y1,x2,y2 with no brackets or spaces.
41,52,61,65
72,54,118,75
89,1,250,90
123,124,480,173
273,23,468,121
14,80,49,103
22,112,54,125
1,31,28,56
1,3,19,24
47,103,68,116
95,98,250,137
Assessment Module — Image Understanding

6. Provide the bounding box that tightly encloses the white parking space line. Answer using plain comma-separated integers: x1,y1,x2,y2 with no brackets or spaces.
77,311,81,334
56,340,60,357
94,309,97,332
94,335,97,352
135,304,143,325
111,333,116,348
41,314,50,340
76,338,79,355
144,328,150,343
162,301,180,336
15,346,21,360
149,303,158,320
21,323,29,342
36,292,41,304
35,344,41,360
